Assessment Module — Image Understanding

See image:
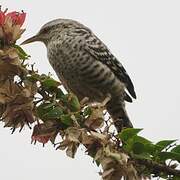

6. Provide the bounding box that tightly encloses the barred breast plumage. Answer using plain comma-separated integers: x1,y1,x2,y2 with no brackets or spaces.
22,18,137,132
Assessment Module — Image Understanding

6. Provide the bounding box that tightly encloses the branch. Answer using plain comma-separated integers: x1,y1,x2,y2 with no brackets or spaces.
136,159,180,177
0,7,180,180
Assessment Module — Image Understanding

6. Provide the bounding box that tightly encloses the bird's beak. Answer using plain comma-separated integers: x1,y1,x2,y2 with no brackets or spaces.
21,35,41,45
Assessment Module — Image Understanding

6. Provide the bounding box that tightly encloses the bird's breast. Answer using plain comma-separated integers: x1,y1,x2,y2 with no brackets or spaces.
48,47,78,85
47,44,105,101
47,40,125,102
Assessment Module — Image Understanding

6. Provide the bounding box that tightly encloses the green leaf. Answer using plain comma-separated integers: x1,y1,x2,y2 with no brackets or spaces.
131,136,152,155
122,143,132,152
83,106,92,117
36,103,63,120
13,45,30,60
42,78,60,88
125,134,152,157
133,153,152,160
118,128,143,142
56,89,65,99
43,102,56,109
173,176,180,180
132,142,145,154
61,94,69,103
171,145,180,154
68,95,80,112
158,151,180,162
122,135,151,154
133,135,152,145
44,107,63,119
14,45,29,56
155,140,177,152
144,143,157,154
26,74,40,82
36,103,54,119
60,114,73,126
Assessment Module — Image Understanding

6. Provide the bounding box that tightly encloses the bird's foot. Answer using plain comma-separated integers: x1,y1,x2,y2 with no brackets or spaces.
101,94,111,107
89,94,111,109
80,97,90,106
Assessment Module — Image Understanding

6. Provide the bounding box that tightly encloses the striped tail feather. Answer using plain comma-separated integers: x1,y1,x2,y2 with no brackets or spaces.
106,99,133,132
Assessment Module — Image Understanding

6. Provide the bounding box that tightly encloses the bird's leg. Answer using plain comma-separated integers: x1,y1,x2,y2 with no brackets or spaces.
90,94,111,108
101,94,111,107
80,97,90,106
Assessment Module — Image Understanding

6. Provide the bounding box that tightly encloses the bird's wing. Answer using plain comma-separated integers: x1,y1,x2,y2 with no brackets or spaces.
84,35,136,99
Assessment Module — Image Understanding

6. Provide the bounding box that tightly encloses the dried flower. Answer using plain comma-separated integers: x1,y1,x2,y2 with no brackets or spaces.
0,11,5,26
31,123,58,144
32,124,52,144
0,7,26,46
6,11,26,27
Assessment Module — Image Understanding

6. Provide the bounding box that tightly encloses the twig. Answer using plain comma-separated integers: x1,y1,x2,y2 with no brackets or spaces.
136,159,180,177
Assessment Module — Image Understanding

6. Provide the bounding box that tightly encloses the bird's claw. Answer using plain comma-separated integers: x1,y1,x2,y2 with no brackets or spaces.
88,95,111,109
80,97,90,106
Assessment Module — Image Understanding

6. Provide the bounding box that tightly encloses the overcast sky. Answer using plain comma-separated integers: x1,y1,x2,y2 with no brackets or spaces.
0,0,180,180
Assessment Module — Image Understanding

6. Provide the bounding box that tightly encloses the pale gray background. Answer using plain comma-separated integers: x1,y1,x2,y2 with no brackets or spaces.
0,0,180,179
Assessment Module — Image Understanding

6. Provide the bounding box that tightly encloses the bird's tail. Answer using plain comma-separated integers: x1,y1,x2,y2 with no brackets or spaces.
106,99,133,132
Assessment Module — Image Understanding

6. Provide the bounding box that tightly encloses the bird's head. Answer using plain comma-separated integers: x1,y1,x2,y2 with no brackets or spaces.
21,18,86,46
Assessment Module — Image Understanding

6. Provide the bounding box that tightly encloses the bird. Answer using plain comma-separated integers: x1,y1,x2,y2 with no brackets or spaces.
21,18,136,132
